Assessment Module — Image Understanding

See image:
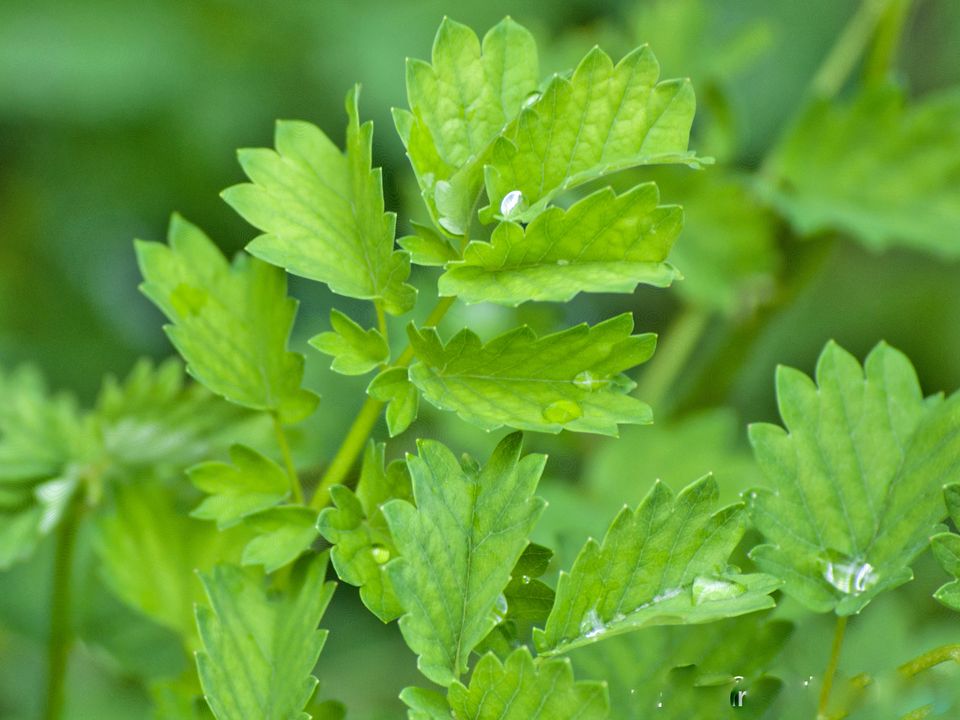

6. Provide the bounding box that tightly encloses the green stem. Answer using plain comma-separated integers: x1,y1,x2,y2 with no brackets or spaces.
308,294,457,510
273,414,303,504
375,300,388,340
898,643,960,678
818,615,849,720
810,0,895,98
635,306,710,413
43,503,82,720
864,0,911,85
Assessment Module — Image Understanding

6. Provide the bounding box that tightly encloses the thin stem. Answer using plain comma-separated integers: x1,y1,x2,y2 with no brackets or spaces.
818,615,849,720
43,502,82,720
634,306,710,414
308,294,457,510
375,300,388,340
898,644,960,678
864,0,911,85
810,0,895,98
273,414,303,504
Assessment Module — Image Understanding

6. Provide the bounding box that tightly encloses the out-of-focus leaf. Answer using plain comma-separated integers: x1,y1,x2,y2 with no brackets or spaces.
408,314,656,436
240,505,318,574
189,445,290,529
932,484,960,611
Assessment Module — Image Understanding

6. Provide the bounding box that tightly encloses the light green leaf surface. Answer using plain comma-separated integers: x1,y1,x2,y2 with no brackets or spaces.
408,314,656,436
400,687,450,720
367,367,420,437
189,445,290,529
395,17,539,236
439,185,681,306
135,215,318,423
482,44,702,224
399,223,460,267
748,341,960,616
382,433,545,686
195,554,335,720
241,505,319,573
0,365,92,568
223,86,415,314
95,483,249,648
317,442,412,622
309,309,388,376
761,86,960,257
932,484,960,611
535,476,780,655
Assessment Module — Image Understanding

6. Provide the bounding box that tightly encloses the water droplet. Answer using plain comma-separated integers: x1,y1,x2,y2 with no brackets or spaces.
656,692,664,709
691,576,746,605
556,259,570,266
370,545,390,565
733,676,744,684
522,91,541,108
573,371,605,391
543,399,582,424
521,575,532,585
802,676,814,688
500,189,526,217
579,608,607,639
821,552,876,595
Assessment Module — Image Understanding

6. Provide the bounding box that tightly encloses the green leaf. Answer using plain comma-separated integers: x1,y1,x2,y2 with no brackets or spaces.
535,476,780,656
317,442,412,622
932,484,960,611
189,445,290,529
0,365,92,568
223,85,415,314
241,506,319,574
395,17,539,236
408,314,656,436
439,186,681,306
95,358,265,476
399,222,460,267
400,687,450,720
195,554,336,720
95,482,249,647
367,367,420,437
761,85,960,257
447,648,609,719
382,433,546,686
309,309,389,376
748,341,960,616
135,215,318,423
482,44,703,224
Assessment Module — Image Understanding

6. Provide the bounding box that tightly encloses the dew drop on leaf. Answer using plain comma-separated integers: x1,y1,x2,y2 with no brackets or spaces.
579,607,607,639
573,370,604,391
500,189,526,217
543,399,582,423
370,545,391,565
522,91,541,108
820,552,876,594
691,576,746,604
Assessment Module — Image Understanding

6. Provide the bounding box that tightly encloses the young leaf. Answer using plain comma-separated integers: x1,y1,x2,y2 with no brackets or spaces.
241,505,319,573
932,484,960,611
317,442,413,622
447,648,609,719
367,367,419,437
135,215,318,423
761,86,960,257
408,314,656,436
439,185,681,306
748,341,960,616
382,433,546,685
189,445,290,529
482,44,703,224
535,475,779,655
309,309,389,376
195,553,336,720
399,222,460,267
223,86,415,314
395,17,539,236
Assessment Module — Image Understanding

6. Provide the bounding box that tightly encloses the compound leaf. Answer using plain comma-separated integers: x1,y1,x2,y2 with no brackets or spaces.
195,554,336,720
135,215,318,423
368,367,420,437
189,445,290,529
536,475,779,655
446,648,609,720
309,309,389,376
395,17,539,236
439,185,681,306
224,86,415,314
408,314,656,436
317,442,413,622
932,484,960,611
761,86,960,257
748,341,960,616
382,433,545,686
482,44,703,224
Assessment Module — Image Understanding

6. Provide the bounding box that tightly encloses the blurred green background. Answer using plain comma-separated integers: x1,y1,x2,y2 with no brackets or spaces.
2,0,960,718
